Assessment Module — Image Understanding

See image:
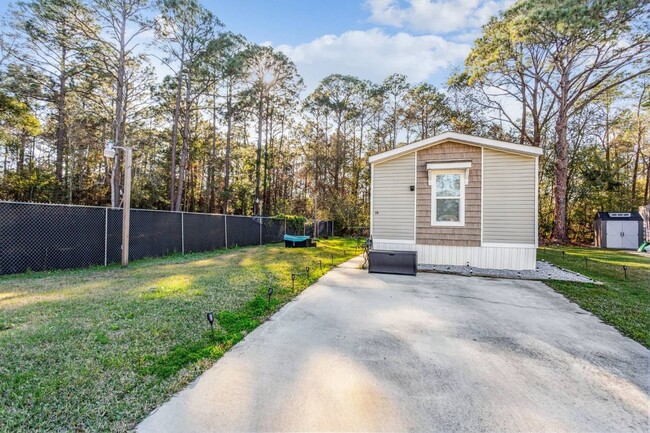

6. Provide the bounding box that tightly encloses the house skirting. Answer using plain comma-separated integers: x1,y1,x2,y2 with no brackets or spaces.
373,241,537,270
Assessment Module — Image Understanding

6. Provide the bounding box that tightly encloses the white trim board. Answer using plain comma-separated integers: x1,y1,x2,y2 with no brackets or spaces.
373,239,416,245
413,152,417,243
370,164,374,237
426,161,471,170
369,131,543,164
481,243,537,248
481,147,485,245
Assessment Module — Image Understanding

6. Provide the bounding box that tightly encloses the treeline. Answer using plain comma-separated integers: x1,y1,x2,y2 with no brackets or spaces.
0,0,648,243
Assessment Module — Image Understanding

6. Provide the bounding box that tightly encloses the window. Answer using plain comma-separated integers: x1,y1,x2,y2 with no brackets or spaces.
430,170,465,226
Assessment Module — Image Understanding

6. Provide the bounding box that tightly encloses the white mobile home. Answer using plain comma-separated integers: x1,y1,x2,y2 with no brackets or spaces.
369,132,542,270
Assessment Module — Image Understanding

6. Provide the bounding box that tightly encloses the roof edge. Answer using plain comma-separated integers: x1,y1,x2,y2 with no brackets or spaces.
368,132,543,164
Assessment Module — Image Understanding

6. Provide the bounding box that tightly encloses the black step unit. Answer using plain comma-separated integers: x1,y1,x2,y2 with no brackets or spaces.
368,250,417,276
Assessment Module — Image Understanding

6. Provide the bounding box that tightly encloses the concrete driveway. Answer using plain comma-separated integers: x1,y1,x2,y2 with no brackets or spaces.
138,257,649,433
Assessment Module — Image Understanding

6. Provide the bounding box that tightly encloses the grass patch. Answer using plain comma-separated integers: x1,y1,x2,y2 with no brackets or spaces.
539,246,649,348
0,237,359,432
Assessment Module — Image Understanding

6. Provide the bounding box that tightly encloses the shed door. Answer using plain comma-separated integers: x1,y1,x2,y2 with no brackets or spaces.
621,222,638,249
606,221,624,248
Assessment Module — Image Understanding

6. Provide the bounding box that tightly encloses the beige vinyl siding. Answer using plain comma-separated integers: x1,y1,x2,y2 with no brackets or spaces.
483,148,536,244
372,152,415,241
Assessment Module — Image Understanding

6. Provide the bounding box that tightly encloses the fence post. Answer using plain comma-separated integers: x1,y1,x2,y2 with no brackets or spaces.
224,214,228,249
181,212,185,254
104,208,108,266
259,217,263,245
284,218,287,235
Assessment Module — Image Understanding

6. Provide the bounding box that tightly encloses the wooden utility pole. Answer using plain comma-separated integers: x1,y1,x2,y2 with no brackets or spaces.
121,147,132,267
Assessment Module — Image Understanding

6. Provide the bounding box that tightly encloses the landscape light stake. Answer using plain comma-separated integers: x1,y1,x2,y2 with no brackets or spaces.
291,273,296,290
623,265,627,279
206,312,215,340
319,260,322,271
562,251,566,260
584,257,588,268
330,253,334,265
306,266,310,280
267,286,273,303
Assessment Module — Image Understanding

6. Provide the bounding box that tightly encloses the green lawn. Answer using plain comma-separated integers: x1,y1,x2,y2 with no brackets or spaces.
538,246,650,348
0,238,360,433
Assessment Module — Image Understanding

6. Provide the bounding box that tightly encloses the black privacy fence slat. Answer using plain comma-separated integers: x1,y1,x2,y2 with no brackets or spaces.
129,210,183,261
183,213,226,253
0,201,333,275
227,216,261,247
0,202,106,274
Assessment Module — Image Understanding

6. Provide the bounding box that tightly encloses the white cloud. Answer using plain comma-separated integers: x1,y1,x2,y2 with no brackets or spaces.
365,0,514,34
276,28,470,91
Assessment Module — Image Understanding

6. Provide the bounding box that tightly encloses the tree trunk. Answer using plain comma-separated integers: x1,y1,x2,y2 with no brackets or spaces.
55,51,67,201
16,126,28,174
222,84,233,214
631,84,646,201
333,113,341,192
519,69,526,145
631,141,641,201
643,156,650,203
169,50,185,210
262,103,270,215
254,91,263,215
550,66,571,243
355,120,364,200
208,79,217,213
552,110,569,243
111,14,127,209
174,75,192,212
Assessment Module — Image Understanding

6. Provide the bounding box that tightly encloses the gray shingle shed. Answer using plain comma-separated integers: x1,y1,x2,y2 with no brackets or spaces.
594,212,643,249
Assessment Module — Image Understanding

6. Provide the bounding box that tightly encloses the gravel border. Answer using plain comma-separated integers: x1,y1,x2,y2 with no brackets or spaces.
418,260,594,283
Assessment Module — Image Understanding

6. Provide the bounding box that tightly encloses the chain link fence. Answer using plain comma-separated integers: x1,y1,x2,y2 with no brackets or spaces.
0,201,334,275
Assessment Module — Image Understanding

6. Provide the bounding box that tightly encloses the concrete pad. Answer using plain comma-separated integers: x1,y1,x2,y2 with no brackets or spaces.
138,256,650,433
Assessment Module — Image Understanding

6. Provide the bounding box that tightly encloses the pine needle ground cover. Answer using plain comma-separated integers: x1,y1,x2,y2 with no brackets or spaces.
539,247,649,348
0,238,359,432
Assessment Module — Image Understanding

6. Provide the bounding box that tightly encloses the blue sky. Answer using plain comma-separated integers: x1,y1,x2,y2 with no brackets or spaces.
0,0,513,90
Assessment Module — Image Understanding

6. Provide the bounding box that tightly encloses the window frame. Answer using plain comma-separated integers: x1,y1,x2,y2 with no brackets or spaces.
429,169,465,227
